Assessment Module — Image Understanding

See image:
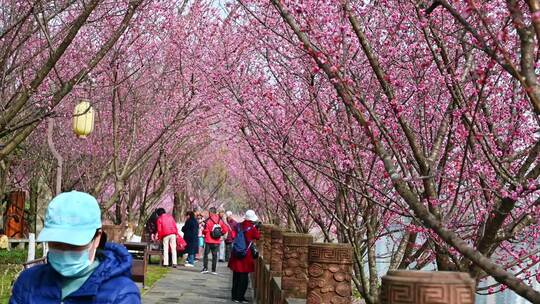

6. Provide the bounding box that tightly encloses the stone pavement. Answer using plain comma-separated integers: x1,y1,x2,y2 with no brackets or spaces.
142,259,254,303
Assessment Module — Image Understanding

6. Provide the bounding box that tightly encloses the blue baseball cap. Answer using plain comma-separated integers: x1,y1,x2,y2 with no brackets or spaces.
37,191,102,246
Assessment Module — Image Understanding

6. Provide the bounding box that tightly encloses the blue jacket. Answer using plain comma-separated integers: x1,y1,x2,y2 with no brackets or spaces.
10,242,140,304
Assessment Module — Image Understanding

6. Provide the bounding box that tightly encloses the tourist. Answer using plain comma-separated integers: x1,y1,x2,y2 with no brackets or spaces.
0,229,8,251
218,209,226,262
229,210,260,303
144,208,159,242
201,207,229,274
156,208,179,268
181,211,199,267
9,191,140,303
197,211,205,260
224,211,238,262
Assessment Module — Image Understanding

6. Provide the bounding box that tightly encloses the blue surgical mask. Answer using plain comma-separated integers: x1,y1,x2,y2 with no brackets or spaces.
48,248,92,277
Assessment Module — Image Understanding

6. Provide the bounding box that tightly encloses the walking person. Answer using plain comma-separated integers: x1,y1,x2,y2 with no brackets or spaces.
224,211,238,262
229,210,261,303
218,210,226,262
10,191,140,303
197,212,205,260
181,211,199,267
201,207,229,274
156,208,179,268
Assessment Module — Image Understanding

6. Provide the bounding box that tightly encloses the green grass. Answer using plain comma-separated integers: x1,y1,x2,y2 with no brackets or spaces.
0,247,45,303
0,259,24,304
0,249,27,265
0,249,30,303
143,265,170,294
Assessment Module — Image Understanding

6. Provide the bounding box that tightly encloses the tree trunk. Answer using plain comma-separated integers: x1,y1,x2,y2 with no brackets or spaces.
173,189,188,222
115,200,122,225
0,158,12,228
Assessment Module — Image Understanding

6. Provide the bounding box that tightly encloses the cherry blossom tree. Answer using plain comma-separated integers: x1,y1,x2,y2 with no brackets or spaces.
205,0,540,302
0,0,146,161
1,0,538,302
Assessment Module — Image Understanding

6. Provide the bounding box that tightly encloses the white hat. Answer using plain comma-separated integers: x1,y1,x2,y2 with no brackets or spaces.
226,211,233,217
244,210,258,222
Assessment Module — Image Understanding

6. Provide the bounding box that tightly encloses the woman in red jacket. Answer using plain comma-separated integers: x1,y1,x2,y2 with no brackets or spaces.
228,210,261,303
156,208,179,268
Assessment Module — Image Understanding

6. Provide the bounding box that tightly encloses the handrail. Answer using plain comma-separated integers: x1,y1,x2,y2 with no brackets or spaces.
253,224,353,304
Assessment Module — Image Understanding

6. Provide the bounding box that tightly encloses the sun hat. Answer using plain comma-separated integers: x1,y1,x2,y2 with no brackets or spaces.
244,210,258,222
37,191,102,246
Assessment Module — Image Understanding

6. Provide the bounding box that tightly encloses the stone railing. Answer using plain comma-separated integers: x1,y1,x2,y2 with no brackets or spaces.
253,224,476,304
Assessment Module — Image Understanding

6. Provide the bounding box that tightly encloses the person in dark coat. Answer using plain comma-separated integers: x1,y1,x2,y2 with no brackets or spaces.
143,208,159,243
10,191,140,304
228,210,260,303
181,211,199,267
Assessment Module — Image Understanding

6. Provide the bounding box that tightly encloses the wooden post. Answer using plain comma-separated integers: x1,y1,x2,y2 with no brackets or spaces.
5,190,25,239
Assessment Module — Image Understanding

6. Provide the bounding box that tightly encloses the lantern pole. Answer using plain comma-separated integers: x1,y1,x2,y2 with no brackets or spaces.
47,117,63,196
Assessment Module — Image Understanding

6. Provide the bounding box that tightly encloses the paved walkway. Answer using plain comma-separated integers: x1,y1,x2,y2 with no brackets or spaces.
142,260,253,303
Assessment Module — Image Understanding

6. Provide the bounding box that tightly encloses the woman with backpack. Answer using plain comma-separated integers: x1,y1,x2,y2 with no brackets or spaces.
228,210,261,303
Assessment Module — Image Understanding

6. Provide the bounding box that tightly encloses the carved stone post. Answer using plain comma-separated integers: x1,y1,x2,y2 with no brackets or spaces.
262,224,275,304
258,224,266,257
269,227,285,304
263,224,274,263
380,271,475,304
282,233,313,299
254,225,266,299
270,228,285,276
258,261,264,304
307,243,353,304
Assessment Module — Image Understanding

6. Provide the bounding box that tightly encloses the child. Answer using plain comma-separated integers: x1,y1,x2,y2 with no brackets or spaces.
0,229,9,250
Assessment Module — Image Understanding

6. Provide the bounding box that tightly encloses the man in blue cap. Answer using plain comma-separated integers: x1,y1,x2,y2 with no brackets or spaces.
10,191,140,303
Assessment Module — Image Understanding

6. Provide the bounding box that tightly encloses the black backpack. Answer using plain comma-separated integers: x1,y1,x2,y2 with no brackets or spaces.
208,218,223,239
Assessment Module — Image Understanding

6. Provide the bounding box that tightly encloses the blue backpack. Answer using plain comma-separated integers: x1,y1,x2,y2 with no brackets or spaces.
232,225,253,259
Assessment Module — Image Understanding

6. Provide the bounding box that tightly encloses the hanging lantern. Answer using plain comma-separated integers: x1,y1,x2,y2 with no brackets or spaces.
72,101,94,138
